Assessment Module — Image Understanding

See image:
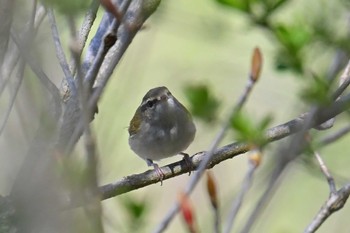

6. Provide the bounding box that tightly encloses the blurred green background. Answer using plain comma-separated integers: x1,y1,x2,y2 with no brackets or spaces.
1,0,350,232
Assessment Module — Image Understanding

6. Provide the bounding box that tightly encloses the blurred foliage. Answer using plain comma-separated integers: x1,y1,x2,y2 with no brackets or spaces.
0,196,16,233
300,73,332,105
215,0,350,75
40,0,91,15
230,111,273,146
184,85,220,123
274,23,311,72
56,154,91,198
120,196,149,232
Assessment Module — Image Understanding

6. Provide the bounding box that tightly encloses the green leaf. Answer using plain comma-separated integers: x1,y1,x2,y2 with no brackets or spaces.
274,46,303,73
184,84,220,123
300,73,332,105
273,24,311,73
230,112,272,146
275,24,311,50
41,0,91,14
262,0,288,13
216,0,250,12
121,196,149,231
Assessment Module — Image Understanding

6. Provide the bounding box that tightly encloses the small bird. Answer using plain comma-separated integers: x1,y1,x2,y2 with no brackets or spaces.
128,86,196,183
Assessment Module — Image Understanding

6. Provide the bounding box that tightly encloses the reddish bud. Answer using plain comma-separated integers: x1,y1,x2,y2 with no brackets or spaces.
250,47,263,82
179,192,197,233
206,171,218,209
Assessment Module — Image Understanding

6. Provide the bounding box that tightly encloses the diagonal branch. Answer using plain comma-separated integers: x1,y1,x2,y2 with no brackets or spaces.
61,91,350,209
304,183,350,233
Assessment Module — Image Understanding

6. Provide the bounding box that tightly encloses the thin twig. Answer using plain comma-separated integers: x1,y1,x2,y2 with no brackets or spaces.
0,0,15,68
11,31,62,117
0,3,44,97
68,15,105,233
33,5,47,33
29,0,37,31
313,150,336,194
0,45,20,97
332,60,350,100
0,0,45,139
68,0,100,75
214,208,220,233
47,8,76,95
224,152,260,233
239,166,287,233
319,124,350,145
206,171,220,233
304,183,350,233
0,59,25,136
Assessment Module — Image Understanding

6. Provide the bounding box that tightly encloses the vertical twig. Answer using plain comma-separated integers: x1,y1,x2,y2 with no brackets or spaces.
0,60,25,136
313,150,336,193
224,149,261,233
10,31,62,117
206,171,220,233
47,8,76,95
68,14,104,233
69,0,100,75
319,124,350,145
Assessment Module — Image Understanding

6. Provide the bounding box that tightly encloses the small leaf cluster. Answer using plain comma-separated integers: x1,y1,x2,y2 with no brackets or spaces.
184,85,220,123
230,111,272,147
120,196,149,232
215,0,350,74
41,0,91,15
300,74,333,106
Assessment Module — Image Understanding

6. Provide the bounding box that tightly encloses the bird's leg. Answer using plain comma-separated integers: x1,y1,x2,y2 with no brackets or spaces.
146,159,165,185
180,152,194,175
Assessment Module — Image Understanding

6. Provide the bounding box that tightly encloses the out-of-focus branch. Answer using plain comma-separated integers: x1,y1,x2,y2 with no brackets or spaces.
304,183,350,233
68,0,100,75
0,59,25,136
48,9,76,95
69,15,105,233
0,0,15,67
0,4,45,96
224,150,261,233
11,31,62,117
319,125,350,145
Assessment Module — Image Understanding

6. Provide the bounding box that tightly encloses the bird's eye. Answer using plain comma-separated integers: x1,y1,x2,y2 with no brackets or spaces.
146,99,156,108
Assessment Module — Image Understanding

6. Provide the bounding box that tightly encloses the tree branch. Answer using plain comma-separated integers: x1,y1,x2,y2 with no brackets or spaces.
304,183,350,233
88,91,350,204
0,0,14,67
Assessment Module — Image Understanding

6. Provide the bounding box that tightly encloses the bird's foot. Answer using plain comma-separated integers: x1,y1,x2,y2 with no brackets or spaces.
146,159,165,185
180,152,194,176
